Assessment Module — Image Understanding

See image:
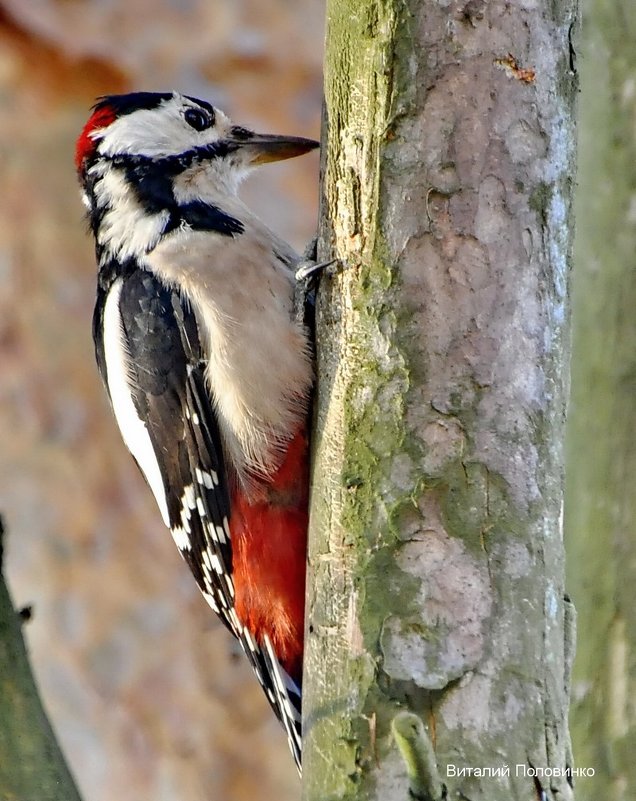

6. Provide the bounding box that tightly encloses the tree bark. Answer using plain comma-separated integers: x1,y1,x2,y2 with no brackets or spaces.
303,2,578,800
565,2,636,798
0,518,83,801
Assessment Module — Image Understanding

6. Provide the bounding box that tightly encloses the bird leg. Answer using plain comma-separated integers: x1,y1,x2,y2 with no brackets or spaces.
293,237,338,326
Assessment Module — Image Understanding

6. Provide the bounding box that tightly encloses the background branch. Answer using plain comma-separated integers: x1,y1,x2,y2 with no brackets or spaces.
0,516,83,801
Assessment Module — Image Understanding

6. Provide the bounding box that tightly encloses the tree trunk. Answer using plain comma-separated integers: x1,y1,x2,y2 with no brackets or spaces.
303,2,578,800
0,519,83,801
565,2,636,798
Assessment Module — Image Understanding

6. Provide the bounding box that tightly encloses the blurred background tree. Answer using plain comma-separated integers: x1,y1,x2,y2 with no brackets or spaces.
0,2,321,800
565,1,636,799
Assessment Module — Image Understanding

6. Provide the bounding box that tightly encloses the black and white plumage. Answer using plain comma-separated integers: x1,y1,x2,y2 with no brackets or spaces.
77,92,318,769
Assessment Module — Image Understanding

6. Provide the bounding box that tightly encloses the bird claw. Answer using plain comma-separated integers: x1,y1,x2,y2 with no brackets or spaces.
293,236,343,326
294,258,337,283
295,234,341,282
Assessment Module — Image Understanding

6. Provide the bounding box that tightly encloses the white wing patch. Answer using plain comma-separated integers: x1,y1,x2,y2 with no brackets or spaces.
170,484,198,550
202,591,219,613
195,467,217,488
171,526,190,550
103,279,170,525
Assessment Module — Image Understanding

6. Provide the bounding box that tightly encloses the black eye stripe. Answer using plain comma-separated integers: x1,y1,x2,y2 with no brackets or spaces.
184,107,214,131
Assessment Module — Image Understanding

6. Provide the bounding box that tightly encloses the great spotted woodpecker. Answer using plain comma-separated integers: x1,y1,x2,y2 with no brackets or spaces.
75,92,318,770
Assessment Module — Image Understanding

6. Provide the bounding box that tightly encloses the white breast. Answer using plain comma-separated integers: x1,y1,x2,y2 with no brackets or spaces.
146,216,312,486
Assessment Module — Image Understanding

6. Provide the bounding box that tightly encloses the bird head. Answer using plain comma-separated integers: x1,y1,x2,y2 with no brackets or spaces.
76,91,319,201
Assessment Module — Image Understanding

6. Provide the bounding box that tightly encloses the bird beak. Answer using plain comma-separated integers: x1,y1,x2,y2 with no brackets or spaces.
235,132,319,164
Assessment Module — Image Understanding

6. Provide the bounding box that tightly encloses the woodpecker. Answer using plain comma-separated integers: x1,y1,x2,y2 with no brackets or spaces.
75,91,318,769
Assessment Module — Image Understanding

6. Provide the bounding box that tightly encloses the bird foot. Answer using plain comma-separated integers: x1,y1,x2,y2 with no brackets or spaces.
293,237,339,325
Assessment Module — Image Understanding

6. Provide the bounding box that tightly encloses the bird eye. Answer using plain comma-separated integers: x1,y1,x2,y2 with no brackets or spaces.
184,107,213,131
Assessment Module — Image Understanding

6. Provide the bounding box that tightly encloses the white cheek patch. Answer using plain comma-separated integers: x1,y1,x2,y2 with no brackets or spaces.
103,279,170,526
95,168,170,260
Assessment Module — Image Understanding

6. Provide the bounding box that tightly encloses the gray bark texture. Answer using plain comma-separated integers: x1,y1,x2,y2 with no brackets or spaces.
0,518,83,801
303,2,578,800
565,2,636,798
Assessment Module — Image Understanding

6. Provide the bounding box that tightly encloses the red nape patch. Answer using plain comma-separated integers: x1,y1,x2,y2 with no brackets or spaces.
75,104,116,173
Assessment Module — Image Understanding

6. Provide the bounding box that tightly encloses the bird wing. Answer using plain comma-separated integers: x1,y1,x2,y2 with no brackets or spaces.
93,267,302,767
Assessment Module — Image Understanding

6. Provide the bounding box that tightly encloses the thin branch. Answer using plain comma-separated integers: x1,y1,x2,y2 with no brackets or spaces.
392,712,444,801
